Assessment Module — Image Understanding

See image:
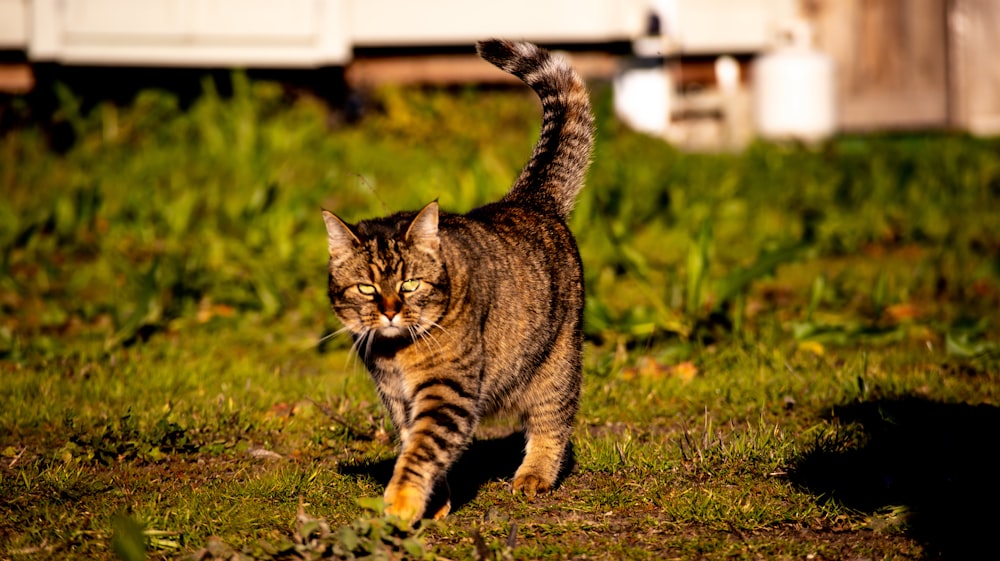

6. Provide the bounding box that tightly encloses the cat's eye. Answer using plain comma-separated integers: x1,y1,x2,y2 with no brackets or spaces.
400,279,421,293
357,283,377,296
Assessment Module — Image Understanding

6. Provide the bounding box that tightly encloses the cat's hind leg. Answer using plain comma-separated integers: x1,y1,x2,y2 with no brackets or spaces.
512,333,581,497
513,419,569,498
427,478,451,519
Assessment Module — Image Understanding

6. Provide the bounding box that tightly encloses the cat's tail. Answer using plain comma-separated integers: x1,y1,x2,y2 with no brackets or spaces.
477,39,595,220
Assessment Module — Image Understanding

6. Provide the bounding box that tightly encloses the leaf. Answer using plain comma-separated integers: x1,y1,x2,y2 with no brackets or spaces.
946,331,999,359
685,222,711,315
111,514,147,561
791,321,851,346
713,243,804,311
105,260,165,350
146,536,181,551
356,496,385,514
299,520,321,541
401,537,426,557
337,526,360,552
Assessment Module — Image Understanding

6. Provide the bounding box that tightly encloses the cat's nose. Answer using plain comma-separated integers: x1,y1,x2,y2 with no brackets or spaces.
381,296,401,320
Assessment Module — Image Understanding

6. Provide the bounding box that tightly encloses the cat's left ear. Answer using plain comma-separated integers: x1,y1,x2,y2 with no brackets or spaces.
322,209,359,258
406,201,440,251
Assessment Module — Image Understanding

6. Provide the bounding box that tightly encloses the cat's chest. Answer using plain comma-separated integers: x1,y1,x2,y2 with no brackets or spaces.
368,351,424,402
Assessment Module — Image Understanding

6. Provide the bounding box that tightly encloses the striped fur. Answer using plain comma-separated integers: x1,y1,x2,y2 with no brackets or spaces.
322,40,593,522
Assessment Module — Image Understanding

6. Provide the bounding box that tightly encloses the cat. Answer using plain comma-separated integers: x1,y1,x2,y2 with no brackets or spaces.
322,39,594,522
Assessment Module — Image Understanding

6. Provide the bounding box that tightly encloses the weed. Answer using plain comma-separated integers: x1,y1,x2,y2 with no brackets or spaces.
182,500,438,561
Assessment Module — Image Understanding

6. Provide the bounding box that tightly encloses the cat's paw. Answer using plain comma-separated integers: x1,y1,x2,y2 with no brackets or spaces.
512,473,552,499
384,484,425,523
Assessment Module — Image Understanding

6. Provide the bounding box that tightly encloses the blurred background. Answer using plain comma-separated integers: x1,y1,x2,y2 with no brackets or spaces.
2,1,999,353
2,0,999,150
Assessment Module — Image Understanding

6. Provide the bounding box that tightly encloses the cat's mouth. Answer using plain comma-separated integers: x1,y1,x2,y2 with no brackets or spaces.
353,312,433,341
373,318,432,341
373,314,417,339
377,325,406,338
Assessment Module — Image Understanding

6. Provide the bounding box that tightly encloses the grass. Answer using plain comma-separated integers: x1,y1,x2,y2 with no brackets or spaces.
2,72,999,560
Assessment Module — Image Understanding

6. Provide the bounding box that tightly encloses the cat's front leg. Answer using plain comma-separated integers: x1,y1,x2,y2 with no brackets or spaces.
378,392,410,445
383,377,478,522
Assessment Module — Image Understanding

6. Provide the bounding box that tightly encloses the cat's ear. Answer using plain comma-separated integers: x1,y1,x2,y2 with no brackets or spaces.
406,201,440,251
322,209,359,258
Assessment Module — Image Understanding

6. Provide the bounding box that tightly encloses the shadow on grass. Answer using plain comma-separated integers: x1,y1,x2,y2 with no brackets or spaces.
789,396,1000,560
339,431,575,515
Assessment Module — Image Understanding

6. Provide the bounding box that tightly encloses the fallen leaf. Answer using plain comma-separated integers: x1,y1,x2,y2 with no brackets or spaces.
265,402,293,419
797,340,825,356
622,357,698,382
670,361,699,382
884,302,920,322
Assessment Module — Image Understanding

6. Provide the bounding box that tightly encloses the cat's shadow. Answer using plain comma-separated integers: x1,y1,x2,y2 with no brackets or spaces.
789,396,1000,559
338,431,575,515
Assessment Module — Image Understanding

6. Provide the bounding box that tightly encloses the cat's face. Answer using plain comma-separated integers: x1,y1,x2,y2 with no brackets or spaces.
323,202,448,340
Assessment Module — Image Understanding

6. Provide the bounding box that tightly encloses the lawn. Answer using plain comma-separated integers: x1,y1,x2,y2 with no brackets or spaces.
1,74,999,560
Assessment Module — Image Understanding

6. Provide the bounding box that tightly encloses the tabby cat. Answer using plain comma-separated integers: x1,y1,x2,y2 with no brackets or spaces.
322,39,594,522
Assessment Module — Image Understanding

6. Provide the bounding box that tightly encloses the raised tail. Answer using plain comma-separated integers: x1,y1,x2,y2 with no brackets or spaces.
477,39,595,220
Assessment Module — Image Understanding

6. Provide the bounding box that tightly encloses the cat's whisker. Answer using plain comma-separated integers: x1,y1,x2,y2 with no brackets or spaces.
346,334,361,370
316,325,352,348
415,324,444,354
406,325,428,353
347,327,373,371
424,319,450,336
363,328,376,362
418,321,449,351
415,325,445,353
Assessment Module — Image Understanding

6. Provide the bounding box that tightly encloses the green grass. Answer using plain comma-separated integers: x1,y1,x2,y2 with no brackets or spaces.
2,74,999,560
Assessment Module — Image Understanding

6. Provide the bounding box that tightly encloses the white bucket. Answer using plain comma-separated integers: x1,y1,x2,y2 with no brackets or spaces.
752,22,836,142
613,37,672,136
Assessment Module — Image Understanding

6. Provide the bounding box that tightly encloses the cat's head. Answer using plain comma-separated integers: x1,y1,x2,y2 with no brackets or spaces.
322,202,448,340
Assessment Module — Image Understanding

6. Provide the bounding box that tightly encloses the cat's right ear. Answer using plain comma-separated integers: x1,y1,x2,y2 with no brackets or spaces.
405,201,440,252
322,210,359,258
